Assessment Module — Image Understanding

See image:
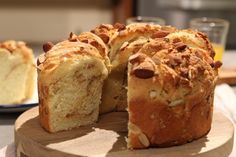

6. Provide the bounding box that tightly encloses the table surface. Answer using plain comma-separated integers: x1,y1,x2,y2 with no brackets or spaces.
0,50,236,149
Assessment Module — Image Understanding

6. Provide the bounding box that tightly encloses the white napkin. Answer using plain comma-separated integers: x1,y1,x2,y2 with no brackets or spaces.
1,84,236,157
214,84,236,123
0,143,15,157
214,84,236,157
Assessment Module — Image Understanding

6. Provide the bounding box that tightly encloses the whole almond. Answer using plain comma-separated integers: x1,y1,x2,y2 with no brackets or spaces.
114,23,126,31
90,40,99,48
99,33,110,44
174,42,187,51
68,32,78,42
173,38,181,43
43,42,54,52
152,30,169,38
214,61,222,69
81,39,89,43
133,61,155,79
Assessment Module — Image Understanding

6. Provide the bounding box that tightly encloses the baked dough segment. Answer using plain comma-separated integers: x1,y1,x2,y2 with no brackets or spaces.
127,35,219,149
100,24,176,113
38,39,109,132
0,41,35,104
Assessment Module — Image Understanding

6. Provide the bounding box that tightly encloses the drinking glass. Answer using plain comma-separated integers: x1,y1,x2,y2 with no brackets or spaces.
126,16,165,25
190,17,229,61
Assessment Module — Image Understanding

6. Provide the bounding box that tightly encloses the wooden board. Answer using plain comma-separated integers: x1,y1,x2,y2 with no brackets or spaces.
15,107,234,157
218,68,236,85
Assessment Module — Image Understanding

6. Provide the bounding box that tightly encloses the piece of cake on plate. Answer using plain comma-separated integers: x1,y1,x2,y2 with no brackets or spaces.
0,41,35,104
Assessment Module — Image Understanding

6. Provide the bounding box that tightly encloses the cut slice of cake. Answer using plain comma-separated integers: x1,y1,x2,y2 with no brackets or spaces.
0,41,35,104
37,35,109,133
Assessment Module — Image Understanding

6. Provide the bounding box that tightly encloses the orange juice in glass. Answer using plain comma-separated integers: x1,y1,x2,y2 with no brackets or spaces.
213,43,224,61
190,17,229,62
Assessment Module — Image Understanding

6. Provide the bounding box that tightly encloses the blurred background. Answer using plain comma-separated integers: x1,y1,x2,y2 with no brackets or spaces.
0,0,236,50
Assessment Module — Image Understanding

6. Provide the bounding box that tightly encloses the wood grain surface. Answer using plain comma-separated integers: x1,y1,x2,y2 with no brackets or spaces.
218,68,236,85
15,107,234,157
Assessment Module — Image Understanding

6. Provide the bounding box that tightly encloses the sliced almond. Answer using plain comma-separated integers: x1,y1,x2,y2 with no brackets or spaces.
169,99,184,107
129,53,147,64
129,123,141,134
138,132,150,147
37,54,46,66
149,90,157,99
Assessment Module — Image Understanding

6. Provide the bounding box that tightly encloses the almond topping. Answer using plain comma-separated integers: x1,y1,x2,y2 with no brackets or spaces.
168,54,182,66
81,39,89,43
114,23,126,31
133,60,155,79
169,99,184,107
149,90,157,99
129,53,147,64
43,42,54,52
174,42,187,51
180,67,189,78
68,32,78,42
37,54,46,66
214,61,222,69
173,38,181,43
90,40,99,48
129,123,141,134
152,54,161,65
152,30,169,38
99,33,110,44
138,133,150,147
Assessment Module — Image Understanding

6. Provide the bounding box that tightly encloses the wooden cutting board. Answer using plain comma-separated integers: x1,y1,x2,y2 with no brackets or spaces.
15,107,234,157
218,68,236,85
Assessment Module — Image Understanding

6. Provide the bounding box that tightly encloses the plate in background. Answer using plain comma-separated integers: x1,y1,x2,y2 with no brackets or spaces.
0,86,38,113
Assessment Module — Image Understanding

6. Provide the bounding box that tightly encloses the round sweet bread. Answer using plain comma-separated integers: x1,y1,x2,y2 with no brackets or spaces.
37,23,221,149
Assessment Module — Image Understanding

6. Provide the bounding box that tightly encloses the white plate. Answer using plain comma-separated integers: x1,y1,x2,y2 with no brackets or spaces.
0,86,38,113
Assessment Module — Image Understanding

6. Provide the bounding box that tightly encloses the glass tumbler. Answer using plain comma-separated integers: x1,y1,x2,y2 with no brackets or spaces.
190,17,229,61
126,16,165,26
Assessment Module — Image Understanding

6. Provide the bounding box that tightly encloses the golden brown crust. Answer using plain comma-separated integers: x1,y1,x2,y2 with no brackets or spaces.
100,38,150,114
100,24,176,114
128,93,213,148
127,34,220,149
109,23,162,61
38,33,109,132
38,84,51,131
0,40,34,62
78,32,108,58
38,24,221,147
91,24,118,44
37,40,104,72
166,29,215,58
